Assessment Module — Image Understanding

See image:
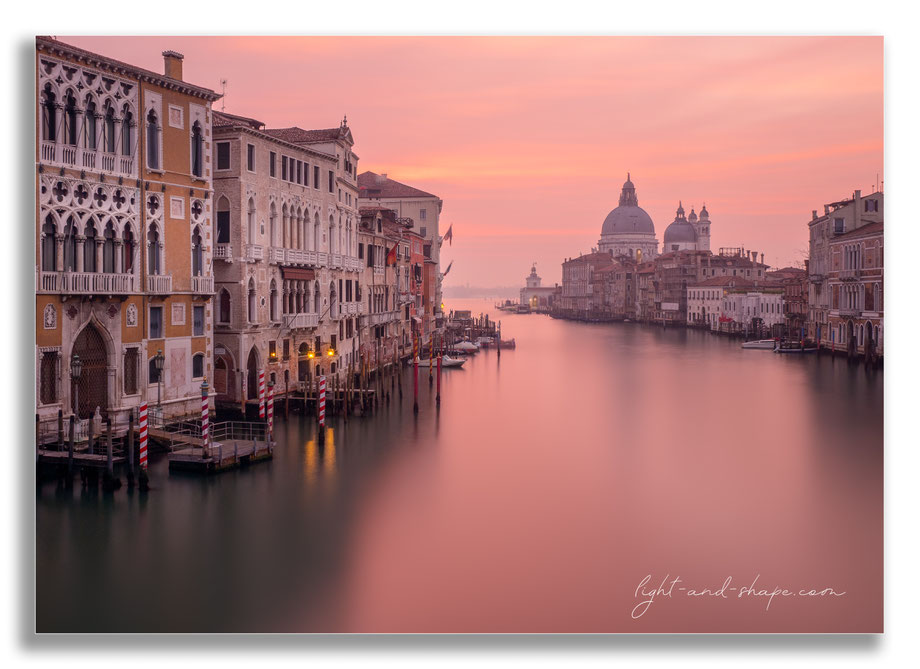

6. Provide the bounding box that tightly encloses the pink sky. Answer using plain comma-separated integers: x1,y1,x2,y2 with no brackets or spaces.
63,36,883,288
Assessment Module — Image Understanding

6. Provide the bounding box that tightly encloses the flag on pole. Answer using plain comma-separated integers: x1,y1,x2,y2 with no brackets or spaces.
386,243,397,266
442,261,453,277
441,225,453,247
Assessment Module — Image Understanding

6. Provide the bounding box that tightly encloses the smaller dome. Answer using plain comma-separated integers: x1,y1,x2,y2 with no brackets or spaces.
700,204,710,220
688,207,698,222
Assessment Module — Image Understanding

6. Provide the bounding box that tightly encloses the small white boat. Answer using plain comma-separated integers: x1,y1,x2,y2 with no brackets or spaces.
741,339,777,350
415,355,466,368
454,341,480,353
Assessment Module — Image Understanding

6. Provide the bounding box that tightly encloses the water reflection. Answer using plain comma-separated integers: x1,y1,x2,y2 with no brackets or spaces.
36,299,882,633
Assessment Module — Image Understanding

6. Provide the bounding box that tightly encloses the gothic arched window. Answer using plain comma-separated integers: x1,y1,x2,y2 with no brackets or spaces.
83,222,97,272
219,288,231,324
104,105,116,153
247,278,256,323
41,86,56,142
247,198,256,244
270,279,278,322
63,91,78,146
147,224,161,275
41,217,57,272
191,121,204,177
269,203,277,247
63,217,77,272
191,226,203,276
123,225,135,273
146,109,160,170
103,223,116,273
84,97,97,150
216,196,230,244
121,106,133,156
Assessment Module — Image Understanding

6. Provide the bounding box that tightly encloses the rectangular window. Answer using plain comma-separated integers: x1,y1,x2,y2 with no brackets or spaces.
328,170,334,193
269,151,276,177
124,348,138,395
193,305,205,336
314,165,320,188
296,160,302,184
282,156,288,181
40,352,57,405
149,306,163,339
358,243,364,259
192,354,204,379
283,339,290,361
269,340,277,360
247,144,256,172
834,217,845,234
419,208,427,221
216,142,231,170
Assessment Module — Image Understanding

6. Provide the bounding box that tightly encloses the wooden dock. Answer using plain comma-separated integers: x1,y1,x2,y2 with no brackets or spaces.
167,439,273,474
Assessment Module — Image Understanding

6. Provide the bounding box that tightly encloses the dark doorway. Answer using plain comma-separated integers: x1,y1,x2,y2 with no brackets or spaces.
73,323,108,419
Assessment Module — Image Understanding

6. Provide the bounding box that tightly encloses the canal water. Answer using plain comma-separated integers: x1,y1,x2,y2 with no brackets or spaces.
36,298,883,633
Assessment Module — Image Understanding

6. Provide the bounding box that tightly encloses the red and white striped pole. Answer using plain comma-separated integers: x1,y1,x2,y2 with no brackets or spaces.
267,380,274,438
138,402,148,469
318,375,326,445
258,369,266,419
200,379,209,458
413,334,419,414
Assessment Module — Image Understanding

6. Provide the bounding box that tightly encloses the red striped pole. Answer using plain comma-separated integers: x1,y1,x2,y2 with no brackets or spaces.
267,380,274,437
138,402,148,470
318,376,326,427
413,335,419,414
258,369,266,419
201,379,209,457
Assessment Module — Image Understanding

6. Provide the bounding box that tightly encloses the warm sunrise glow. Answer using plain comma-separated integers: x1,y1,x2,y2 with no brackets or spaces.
63,36,883,288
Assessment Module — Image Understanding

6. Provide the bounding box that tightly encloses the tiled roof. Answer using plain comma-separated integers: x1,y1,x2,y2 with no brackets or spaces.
357,171,438,199
263,127,346,143
213,110,264,130
563,251,613,265
832,220,884,240
36,36,220,101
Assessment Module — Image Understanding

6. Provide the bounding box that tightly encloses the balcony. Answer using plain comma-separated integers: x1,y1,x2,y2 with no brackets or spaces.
147,274,173,294
284,249,320,266
345,256,363,272
316,252,328,266
214,244,233,262
839,268,861,281
809,273,826,284
244,244,263,262
41,141,136,177
343,302,358,316
374,266,385,277
837,307,860,317
191,275,214,294
330,253,343,269
38,270,137,295
367,310,399,326
287,312,319,329
268,247,285,264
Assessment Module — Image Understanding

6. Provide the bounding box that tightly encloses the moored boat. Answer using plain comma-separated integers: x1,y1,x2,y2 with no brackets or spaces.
454,340,480,353
741,339,778,350
774,339,818,354
415,355,466,368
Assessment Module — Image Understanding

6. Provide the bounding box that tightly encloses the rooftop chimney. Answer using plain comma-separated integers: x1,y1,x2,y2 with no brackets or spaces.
854,189,861,200
824,204,830,215
812,210,818,220
162,50,184,81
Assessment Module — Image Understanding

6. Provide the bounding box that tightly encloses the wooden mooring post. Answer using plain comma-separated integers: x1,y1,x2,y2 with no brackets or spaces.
67,415,75,482
57,409,63,450
126,413,135,488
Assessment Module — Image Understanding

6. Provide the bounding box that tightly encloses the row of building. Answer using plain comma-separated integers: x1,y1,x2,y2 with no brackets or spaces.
543,175,883,360
35,37,446,429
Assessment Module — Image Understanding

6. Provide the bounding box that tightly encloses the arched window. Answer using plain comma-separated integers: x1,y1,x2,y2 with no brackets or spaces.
248,278,256,323
192,353,204,379
247,198,256,244
123,225,135,273
314,281,320,313
191,226,203,276
41,86,57,142
216,196,230,244
270,279,278,322
63,217,77,272
103,223,116,273
146,109,160,169
40,352,58,405
314,212,320,251
329,281,338,318
328,215,336,254
219,288,231,324
121,106,133,156
83,222,97,272
191,121,204,177
281,203,289,247
84,97,97,150
41,217,57,272
63,91,78,146
302,211,309,251
269,203,277,247
104,105,116,153
147,224,161,275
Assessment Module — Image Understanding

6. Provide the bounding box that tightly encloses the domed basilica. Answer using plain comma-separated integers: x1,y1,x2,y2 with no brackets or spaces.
598,174,659,261
663,201,711,253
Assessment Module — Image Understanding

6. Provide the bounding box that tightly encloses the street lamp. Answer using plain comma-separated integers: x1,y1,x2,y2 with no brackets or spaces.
70,353,82,417
154,348,165,408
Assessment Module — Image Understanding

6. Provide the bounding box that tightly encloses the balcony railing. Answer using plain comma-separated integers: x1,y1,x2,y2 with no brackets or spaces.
330,253,343,269
41,141,136,177
191,275,214,294
38,270,137,295
147,274,173,294
287,312,319,329
368,310,399,325
244,244,263,262
374,266,385,276
343,302,358,316
344,256,363,271
268,247,285,264
214,244,233,261
839,268,861,280
316,252,328,266
284,249,320,266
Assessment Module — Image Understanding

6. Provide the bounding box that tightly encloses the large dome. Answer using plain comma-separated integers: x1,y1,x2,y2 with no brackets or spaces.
600,174,656,236
601,206,656,235
663,201,698,244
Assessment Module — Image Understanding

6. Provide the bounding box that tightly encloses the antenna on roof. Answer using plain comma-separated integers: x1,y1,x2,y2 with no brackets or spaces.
220,79,227,111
